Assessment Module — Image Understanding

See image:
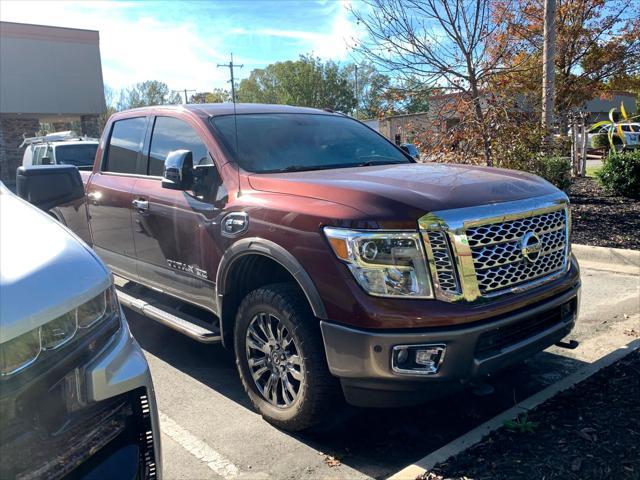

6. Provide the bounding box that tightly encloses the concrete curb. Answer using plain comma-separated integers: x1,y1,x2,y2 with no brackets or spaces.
572,244,639,275
388,338,640,480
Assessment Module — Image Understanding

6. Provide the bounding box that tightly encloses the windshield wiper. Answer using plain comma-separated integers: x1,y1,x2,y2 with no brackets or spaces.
266,164,352,173
357,159,407,167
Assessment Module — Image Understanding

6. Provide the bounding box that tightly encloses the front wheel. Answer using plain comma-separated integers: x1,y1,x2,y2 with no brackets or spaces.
234,283,340,431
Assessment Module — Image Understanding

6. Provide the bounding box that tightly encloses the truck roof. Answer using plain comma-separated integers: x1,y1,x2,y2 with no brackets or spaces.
0,184,111,341
120,103,336,118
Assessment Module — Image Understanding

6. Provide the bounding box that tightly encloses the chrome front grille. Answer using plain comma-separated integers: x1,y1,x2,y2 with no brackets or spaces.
420,193,571,302
425,231,461,295
467,210,567,294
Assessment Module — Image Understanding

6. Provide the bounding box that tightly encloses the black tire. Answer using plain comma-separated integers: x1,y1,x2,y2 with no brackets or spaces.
234,282,340,431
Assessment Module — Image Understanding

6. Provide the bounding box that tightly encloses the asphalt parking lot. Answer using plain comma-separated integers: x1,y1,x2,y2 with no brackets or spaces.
125,262,640,480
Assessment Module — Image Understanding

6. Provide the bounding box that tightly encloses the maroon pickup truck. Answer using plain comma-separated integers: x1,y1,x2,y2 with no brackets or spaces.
18,104,580,431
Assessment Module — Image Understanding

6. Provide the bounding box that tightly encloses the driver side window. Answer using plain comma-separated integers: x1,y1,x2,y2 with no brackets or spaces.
148,116,212,177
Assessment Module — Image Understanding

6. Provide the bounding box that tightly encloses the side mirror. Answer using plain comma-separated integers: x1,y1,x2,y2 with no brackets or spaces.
162,150,193,190
41,156,52,165
400,145,411,155
16,165,84,211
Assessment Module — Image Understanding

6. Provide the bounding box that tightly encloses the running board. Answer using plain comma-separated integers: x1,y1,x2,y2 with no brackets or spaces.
116,287,221,344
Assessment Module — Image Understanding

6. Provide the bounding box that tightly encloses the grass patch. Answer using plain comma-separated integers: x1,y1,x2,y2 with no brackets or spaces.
585,165,602,178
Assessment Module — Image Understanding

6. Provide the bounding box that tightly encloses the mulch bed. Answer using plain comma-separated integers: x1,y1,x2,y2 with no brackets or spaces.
422,349,640,480
569,177,640,250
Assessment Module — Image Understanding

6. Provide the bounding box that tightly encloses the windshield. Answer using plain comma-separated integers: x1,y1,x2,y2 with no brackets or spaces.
55,144,98,167
210,113,411,173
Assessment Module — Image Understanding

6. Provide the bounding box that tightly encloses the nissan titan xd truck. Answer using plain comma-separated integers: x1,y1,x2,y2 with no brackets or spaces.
1,182,160,479
17,104,581,432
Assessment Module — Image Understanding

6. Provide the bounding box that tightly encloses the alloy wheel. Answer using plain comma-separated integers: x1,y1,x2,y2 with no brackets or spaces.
245,312,304,408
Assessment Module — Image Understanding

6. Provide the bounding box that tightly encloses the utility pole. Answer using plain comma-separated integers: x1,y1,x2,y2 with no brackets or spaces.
172,89,195,104
217,53,243,103
541,0,556,142
183,89,196,104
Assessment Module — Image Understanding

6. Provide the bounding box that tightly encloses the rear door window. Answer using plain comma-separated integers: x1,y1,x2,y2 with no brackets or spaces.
104,117,147,174
148,116,210,177
32,146,45,165
55,144,99,168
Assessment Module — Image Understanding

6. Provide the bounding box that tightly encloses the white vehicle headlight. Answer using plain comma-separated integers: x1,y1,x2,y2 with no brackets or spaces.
324,227,433,298
0,285,120,377
0,329,41,377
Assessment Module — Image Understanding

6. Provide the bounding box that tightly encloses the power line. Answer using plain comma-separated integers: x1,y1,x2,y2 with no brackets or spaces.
217,53,243,103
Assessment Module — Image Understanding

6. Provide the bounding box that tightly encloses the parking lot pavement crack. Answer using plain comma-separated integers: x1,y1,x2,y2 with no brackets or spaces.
159,411,240,479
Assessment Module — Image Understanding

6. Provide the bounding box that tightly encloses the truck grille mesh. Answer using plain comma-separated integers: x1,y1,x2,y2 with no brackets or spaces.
466,209,567,294
425,231,460,294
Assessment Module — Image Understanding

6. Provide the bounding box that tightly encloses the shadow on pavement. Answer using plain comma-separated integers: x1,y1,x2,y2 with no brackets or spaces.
126,307,588,479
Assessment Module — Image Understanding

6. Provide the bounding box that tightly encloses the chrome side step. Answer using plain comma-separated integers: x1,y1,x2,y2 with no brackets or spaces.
116,286,221,344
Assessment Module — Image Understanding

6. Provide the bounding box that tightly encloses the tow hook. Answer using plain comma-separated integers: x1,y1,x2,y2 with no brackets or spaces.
554,339,579,350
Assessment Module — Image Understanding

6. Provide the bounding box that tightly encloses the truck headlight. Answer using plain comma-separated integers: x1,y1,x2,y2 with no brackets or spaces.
0,329,41,377
324,227,433,298
0,285,120,377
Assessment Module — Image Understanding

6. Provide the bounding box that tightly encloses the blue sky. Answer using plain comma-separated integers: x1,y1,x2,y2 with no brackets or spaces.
2,0,361,95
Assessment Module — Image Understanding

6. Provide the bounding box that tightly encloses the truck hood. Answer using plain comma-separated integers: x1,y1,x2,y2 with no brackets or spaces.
0,187,111,342
248,163,559,225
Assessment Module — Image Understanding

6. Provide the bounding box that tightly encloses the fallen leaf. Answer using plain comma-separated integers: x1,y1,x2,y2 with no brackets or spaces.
324,455,341,467
578,427,597,442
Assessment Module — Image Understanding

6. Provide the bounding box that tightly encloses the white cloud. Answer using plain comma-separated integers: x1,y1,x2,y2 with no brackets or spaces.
310,0,360,60
232,0,362,62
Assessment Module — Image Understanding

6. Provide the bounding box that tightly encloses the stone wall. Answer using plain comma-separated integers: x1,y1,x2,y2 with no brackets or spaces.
0,115,40,185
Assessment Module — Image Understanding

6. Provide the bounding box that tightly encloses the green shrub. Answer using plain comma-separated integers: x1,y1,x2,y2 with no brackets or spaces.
592,133,609,150
553,135,573,157
596,150,640,198
491,125,572,190
536,155,572,191
592,133,623,151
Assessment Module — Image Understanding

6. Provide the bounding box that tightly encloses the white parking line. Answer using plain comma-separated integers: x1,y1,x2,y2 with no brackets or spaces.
159,411,240,479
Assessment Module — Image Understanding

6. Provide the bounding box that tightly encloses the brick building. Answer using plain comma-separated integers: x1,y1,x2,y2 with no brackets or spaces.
374,91,637,145
0,22,106,184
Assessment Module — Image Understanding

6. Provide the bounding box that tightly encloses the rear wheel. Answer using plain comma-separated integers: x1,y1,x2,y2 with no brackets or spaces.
234,283,339,431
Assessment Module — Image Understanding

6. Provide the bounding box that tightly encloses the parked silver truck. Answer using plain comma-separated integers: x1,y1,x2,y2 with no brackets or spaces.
0,179,161,479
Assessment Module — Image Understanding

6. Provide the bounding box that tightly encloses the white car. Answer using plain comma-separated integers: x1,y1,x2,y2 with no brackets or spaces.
584,122,640,149
0,178,161,479
21,131,98,170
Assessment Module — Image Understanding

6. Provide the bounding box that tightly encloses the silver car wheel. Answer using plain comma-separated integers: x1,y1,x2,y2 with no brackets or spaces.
245,312,303,408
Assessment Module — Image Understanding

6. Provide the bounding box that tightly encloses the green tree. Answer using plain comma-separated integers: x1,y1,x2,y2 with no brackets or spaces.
99,85,118,131
342,63,393,119
124,80,182,108
190,89,231,104
237,55,356,112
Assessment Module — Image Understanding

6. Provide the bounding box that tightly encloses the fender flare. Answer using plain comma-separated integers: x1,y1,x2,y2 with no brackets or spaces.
215,237,328,344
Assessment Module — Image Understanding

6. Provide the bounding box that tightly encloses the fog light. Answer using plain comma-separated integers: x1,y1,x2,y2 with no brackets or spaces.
392,344,446,375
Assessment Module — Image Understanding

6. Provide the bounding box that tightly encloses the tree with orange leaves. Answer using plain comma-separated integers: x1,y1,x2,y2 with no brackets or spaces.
490,0,639,125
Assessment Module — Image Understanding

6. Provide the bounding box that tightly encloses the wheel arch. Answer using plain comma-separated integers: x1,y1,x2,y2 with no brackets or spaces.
216,237,328,347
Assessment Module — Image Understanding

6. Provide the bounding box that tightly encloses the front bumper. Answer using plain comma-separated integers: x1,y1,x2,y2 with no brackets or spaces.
321,283,580,408
0,310,161,479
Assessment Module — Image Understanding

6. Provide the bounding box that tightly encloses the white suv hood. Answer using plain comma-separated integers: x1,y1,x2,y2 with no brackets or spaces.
0,188,111,342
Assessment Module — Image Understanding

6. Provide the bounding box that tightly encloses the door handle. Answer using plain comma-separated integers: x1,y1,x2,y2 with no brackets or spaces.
87,191,101,205
132,199,149,211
